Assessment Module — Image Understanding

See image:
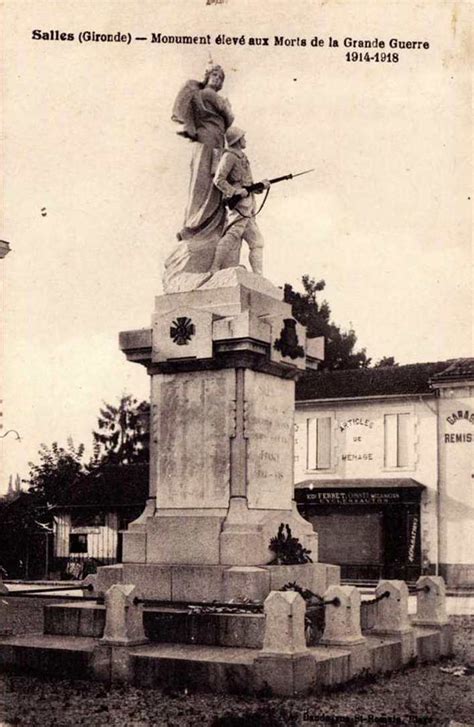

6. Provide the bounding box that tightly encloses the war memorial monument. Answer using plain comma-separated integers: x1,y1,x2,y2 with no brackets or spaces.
97,62,334,603
0,63,453,696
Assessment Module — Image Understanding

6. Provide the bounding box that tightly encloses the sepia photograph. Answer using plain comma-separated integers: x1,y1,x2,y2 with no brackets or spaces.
0,1,472,724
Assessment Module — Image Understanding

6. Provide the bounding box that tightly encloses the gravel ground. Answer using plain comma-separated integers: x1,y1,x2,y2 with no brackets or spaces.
0,620,472,726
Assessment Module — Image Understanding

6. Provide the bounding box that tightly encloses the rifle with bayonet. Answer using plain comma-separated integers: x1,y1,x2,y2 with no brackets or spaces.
225,168,314,210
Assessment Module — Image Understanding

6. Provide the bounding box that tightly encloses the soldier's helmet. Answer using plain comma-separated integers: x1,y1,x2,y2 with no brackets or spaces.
226,126,246,147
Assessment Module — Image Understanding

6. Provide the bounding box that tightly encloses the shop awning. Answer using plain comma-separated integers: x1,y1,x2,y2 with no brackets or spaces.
295,478,425,490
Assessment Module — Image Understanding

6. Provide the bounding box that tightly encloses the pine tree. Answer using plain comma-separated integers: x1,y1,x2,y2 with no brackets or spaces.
92,394,150,466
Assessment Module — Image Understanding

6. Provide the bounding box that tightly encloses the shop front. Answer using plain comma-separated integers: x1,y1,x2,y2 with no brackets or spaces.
295,479,424,582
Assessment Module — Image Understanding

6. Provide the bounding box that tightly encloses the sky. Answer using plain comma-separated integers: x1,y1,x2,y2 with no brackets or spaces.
0,0,472,490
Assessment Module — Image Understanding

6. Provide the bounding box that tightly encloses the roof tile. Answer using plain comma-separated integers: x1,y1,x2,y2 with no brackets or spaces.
295,360,468,401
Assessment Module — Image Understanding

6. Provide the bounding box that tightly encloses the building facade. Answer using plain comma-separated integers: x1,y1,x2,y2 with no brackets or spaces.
294,360,474,587
52,464,148,578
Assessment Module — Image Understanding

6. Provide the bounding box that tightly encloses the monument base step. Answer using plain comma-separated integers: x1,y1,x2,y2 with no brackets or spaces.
44,602,266,648
0,624,453,695
44,602,105,639
0,634,95,679
131,643,257,694
95,561,340,602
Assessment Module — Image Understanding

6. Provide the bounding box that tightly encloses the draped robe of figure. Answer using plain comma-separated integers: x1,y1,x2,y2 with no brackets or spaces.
163,81,234,293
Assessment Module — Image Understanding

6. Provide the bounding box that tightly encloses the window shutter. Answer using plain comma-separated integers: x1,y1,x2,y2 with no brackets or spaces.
384,414,397,467
397,413,410,467
317,416,332,469
307,418,317,469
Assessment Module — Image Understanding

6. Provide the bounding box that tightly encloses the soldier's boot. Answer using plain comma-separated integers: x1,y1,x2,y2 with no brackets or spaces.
211,237,241,272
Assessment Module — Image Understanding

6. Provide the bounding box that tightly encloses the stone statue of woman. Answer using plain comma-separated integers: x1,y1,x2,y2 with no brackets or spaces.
172,64,234,241
163,64,235,293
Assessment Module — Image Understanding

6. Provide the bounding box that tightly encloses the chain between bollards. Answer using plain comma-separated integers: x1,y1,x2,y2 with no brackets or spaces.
132,598,264,612
361,590,391,607
409,585,430,594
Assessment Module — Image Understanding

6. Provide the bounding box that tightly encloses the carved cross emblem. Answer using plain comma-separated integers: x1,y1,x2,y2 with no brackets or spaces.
170,316,195,345
274,318,305,359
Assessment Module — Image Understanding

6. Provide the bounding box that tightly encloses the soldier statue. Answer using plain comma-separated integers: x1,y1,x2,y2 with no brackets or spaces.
211,126,270,275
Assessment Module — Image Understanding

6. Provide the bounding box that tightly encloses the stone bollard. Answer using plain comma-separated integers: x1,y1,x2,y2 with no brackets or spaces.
412,576,452,658
262,590,307,655
320,585,370,677
93,584,147,683
81,574,97,595
101,583,147,646
371,580,415,665
254,591,315,695
412,576,448,626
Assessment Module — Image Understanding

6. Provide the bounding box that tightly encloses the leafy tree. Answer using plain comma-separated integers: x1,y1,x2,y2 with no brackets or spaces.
92,394,150,466
1,396,150,579
0,442,83,578
0,490,51,578
27,438,87,508
284,275,372,370
374,356,399,368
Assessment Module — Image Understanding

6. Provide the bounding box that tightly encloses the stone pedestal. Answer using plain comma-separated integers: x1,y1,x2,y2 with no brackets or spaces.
412,576,448,627
256,591,314,697
320,585,370,676
261,591,307,656
101,584,147,647
97,268,336,601
411,575,452,657
371,580,415,664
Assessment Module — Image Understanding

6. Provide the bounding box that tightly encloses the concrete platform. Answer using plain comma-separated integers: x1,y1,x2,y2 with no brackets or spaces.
0,620,453,696
0,634,95,679
95,562,340,602
45,602,266,648
0,582,454,696
44,602,105,639
131,643,256,693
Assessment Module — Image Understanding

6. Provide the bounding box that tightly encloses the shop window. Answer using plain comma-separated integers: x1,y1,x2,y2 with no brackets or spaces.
307,417,332,470
69,534,88,554
384,413,410,468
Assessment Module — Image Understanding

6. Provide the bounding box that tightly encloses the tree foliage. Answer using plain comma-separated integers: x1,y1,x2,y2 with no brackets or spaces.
374,356,399,368
1,396,150,577
284,275,372,370
0,442,82,576
27,439,87,508
92,395,150,466
0,491,50,578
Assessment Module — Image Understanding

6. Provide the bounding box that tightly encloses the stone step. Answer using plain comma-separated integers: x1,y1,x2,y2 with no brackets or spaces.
143,607,265,649
0,634,95,679
0,634,260,693
0,627,451,695
44,602,105,639
44,602,266,648
130,643,257,693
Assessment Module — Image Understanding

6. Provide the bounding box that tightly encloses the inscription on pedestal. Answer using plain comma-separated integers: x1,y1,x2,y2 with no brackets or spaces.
245,370,294,510
153,369,234,508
